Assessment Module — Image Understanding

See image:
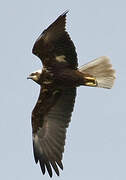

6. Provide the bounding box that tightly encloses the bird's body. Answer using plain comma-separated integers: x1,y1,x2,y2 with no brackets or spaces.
37,67,90,88
28,11,115,177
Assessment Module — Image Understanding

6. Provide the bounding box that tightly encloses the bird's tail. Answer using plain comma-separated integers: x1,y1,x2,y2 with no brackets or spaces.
79,56,115,89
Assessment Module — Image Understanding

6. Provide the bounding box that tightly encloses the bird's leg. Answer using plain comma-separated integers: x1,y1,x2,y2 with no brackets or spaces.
84,76,98,87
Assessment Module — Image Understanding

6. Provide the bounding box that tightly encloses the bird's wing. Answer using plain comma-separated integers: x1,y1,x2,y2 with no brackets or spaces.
32,11,78,69
32,87,76,177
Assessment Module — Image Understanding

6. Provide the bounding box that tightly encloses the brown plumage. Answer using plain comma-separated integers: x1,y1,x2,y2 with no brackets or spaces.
32,10,78,69
28,11,115,177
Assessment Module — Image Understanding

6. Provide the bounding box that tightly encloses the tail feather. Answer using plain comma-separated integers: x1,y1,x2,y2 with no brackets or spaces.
79,56,115,89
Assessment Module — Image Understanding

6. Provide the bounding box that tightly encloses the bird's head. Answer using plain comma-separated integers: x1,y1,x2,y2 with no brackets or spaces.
27,69,42,84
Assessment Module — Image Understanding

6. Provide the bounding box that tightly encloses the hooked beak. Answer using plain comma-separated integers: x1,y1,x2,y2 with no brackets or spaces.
27,76,32,80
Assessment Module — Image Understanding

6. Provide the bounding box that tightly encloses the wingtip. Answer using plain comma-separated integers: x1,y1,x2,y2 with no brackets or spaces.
56,160,63,170
61,10,69,17
39,160,46,175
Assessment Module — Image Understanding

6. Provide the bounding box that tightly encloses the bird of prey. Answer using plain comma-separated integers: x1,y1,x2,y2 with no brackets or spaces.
28,10,115,177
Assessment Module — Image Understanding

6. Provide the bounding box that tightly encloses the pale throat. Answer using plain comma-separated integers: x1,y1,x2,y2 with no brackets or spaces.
32,69,42,74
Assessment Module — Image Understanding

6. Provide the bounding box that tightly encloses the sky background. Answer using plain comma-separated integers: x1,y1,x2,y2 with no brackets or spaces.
0,0,126,179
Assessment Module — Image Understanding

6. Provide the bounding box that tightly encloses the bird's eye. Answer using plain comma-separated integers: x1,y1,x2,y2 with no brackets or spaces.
31,73,36,76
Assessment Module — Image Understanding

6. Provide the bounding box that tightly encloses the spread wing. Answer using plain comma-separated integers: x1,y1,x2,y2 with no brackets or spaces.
32,87,76,177
32,11,78,69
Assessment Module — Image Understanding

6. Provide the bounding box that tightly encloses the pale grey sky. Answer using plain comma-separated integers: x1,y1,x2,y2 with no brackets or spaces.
0,0,126,179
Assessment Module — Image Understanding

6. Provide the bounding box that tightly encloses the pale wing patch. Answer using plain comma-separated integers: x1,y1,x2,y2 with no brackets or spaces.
56,55,66,62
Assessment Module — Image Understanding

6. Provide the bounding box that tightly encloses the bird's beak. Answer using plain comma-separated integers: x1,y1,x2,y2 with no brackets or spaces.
27,76,32,80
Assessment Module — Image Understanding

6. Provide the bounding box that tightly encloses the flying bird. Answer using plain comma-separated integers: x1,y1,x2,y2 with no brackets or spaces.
28,11,115,177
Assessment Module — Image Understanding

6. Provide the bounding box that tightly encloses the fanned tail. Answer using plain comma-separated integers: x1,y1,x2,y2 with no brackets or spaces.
79,56,116,89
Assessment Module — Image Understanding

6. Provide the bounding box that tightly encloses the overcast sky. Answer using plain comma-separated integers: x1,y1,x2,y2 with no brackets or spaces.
0,0,126,179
